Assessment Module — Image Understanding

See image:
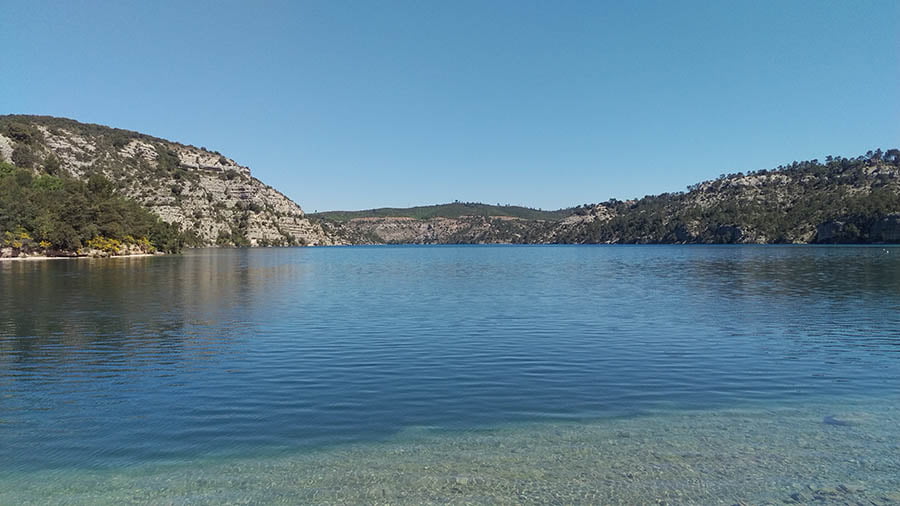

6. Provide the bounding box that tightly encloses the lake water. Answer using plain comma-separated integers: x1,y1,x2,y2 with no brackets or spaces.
1,245,898,504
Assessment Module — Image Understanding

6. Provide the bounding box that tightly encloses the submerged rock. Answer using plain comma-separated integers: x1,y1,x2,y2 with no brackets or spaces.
822,415,853,427
788,491,806,503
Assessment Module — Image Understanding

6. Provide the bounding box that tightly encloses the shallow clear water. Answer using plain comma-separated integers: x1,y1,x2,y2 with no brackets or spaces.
1,245,899,503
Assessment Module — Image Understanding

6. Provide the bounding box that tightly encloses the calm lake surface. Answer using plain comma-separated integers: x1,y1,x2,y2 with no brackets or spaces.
1,245,899,504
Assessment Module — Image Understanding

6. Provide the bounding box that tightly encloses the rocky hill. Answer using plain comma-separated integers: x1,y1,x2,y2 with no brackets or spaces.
313,202,568,245
576,151,900,244
313,202,572,222
332,215,555,244
3,115,896,247
323,151,900,245
0,115,342,246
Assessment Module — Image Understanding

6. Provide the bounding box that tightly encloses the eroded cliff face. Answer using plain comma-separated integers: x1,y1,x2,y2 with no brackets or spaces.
0,116,344,246
333,205,619,245
341,216,557,244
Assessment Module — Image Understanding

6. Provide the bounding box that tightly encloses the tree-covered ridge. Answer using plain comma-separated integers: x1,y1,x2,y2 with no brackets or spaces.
311,202,573,222
578,150,900,244
0,162,184,256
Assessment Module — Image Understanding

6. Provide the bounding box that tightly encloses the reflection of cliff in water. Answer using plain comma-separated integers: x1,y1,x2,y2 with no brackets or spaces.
1,256,187,367
0,248,312,370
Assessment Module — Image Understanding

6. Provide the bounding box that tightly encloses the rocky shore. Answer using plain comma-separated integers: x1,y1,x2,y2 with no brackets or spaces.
0,245,163,260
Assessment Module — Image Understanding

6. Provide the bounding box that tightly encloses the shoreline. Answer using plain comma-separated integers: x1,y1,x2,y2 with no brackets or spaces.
0,253,162,262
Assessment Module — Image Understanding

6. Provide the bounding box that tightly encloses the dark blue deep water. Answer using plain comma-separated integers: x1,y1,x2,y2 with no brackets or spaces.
1,245,899,477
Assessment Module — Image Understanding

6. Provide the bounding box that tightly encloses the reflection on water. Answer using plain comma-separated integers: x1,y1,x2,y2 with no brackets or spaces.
1,246,899,501
0,250,306,365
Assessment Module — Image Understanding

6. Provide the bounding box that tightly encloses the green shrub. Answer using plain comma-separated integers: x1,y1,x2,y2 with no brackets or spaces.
11,146,37,168
0,163,185,253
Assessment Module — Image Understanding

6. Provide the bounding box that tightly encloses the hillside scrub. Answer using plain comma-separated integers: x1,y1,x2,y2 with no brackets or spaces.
0,161,184,256
582,150,900,244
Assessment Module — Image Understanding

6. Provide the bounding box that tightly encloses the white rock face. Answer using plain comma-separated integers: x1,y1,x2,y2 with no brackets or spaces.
559,204,614,225
0,134,14,162
342,215,566,244
118,139,157,163
4,117,344,246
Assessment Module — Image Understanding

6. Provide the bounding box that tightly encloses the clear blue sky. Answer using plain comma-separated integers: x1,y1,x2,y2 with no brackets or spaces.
2,1,898,212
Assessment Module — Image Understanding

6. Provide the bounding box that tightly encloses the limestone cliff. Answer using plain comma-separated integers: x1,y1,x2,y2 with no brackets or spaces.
0,115,343,246
338,216,556,244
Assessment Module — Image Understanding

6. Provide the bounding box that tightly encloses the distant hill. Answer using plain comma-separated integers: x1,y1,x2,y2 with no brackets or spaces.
0,115,343,247
575,150,900,244
312,202,574,222
320,151,900,245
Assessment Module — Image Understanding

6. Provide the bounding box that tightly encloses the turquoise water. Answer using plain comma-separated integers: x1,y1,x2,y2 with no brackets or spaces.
1,245,899,504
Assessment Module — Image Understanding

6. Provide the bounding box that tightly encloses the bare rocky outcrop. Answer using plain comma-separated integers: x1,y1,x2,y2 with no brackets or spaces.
0,115,344,246
332,204,618,245
343,215,557,244
0,134,14,162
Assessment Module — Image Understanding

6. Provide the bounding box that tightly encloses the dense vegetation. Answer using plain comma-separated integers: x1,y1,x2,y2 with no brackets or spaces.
312,202,573,222
0,162,184,255
577,150,900,244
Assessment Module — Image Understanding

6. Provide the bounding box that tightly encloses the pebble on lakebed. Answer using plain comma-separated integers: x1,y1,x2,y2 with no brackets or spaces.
1,400,897,505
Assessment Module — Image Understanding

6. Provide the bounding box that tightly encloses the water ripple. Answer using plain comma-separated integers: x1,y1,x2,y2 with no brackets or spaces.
1,245,899,472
